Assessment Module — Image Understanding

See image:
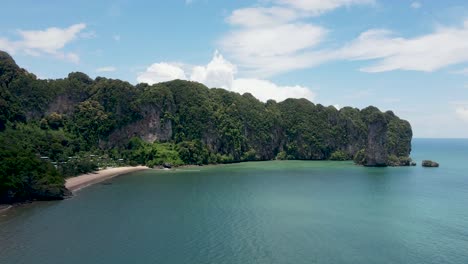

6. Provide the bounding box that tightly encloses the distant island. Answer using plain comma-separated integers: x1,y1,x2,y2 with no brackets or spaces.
0,50,412,203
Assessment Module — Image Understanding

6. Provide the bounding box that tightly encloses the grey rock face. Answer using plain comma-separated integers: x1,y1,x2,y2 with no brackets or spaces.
365,115,389,166
422,160,439,167
106,107,172,146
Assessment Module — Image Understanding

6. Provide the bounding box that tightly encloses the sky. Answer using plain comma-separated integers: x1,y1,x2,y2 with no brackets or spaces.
1,0,468,138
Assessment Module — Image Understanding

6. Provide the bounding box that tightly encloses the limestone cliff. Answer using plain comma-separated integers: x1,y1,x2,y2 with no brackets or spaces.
0,51,413,167
364,112,388,166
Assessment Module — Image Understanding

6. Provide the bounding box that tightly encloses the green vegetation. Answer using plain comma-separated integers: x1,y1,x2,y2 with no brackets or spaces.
0,50,413,203
353,149,366,165
124,140,184,167
0,127,69,203
387,155,413,167
329,151,349,161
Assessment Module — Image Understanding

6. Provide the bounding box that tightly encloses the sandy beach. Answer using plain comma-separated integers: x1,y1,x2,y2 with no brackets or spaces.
65,166,149,192
0,205,12,213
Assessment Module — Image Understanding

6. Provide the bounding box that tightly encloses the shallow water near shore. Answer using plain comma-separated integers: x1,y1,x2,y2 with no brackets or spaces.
1,139,468,264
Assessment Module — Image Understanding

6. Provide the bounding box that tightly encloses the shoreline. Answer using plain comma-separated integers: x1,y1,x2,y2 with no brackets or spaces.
65,166,149,192
0,205,12,213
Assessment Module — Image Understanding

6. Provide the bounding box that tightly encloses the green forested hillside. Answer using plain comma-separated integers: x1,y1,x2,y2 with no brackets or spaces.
0,51,412,203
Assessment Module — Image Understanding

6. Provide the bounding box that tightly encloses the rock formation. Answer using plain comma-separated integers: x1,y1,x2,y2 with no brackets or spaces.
422,160,439,167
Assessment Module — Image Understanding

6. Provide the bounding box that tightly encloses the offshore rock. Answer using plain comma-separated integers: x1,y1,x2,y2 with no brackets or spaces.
422,160,439,167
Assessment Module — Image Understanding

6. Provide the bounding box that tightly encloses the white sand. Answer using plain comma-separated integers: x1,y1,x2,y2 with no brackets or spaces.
0,205,12,213
65,166,149,192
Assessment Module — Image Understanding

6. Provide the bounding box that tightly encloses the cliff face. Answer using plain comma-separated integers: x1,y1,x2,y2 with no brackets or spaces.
365,114,388,166
106,105,173,146
96,82,412,166
0,51,413,166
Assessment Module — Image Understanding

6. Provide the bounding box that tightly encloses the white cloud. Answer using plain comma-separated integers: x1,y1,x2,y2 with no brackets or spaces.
18,23,85,53
411,1,422,9
113,35,121,41
137,51,316,102
0,38,16,54
220,0,373,76
222,23,326,58
220,23,327,76
450,101,468,123
227,0,375,28
137,62,187,84
223,7,468,76
185,0,194,5
456,106,468,122
222,1,468,76
190,51,236,89
338,21,468,72
96,66,117,73
0,23,86,63
232,78,315,102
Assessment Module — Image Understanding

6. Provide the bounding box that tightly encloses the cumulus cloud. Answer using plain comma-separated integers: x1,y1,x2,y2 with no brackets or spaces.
232,78,315,102
137,51,316,102
0,23,86,63
137,62,187,84
190,51,236,89
96,66,117,73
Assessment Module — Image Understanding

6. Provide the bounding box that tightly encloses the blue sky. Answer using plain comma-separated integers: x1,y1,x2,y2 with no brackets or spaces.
1,0,468,138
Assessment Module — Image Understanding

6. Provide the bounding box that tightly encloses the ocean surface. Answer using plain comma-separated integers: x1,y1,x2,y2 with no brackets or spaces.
1,139,467,264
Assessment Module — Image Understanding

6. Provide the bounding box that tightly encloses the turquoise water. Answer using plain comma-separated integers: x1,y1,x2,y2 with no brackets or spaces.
1,139,467,264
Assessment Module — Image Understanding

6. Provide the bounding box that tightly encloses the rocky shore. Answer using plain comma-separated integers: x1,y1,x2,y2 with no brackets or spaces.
422,160,439,167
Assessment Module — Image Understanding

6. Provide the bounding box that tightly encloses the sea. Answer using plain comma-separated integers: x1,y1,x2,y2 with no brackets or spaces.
0,139,467,264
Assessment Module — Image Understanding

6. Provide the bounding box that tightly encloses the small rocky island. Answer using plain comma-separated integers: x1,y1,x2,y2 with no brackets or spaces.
422,160,439,167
